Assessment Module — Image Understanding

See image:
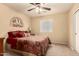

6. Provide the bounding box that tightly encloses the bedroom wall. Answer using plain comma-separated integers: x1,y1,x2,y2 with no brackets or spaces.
0,4,31,37
68,4,79,50
31,13,69,45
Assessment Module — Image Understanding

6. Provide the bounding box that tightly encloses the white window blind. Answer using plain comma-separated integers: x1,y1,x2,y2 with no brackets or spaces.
40,20,52,32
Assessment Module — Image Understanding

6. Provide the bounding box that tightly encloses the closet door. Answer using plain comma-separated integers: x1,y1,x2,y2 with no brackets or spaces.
75,9,79,53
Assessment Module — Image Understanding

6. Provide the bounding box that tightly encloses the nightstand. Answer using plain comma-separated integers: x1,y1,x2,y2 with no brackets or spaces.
0,37,4,56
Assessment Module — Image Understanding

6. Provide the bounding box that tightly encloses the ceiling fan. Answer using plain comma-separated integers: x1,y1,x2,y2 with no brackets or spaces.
27,3,51,13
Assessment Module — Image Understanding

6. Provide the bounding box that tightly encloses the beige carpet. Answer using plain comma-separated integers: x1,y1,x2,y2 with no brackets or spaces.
4,44,79,56
46,44,79,56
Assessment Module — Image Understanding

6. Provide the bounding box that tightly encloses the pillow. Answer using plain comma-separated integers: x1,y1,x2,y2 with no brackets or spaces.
17,31,25,37
8,31,25,38
25,32,30,37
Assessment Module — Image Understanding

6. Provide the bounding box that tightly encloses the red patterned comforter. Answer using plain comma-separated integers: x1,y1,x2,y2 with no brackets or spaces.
13,35,50,56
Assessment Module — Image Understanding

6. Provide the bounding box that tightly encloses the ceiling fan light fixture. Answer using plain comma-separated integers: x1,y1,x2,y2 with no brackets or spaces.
36,7,40,12
35,7,45,14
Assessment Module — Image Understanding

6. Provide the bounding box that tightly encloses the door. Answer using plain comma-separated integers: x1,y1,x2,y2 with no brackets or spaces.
74,9,79,53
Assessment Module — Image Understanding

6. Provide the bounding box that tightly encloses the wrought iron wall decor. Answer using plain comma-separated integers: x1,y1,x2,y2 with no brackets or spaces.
10,17,24,27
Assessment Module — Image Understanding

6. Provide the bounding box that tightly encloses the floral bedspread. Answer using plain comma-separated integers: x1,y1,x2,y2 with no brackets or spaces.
14,36,50,56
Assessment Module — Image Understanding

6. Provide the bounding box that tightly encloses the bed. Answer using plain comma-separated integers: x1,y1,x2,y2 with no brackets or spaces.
6,31,50,56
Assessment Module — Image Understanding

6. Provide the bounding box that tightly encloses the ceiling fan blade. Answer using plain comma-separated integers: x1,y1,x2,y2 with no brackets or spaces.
30,3,35,5
30,3,40,6
42,7,51,10
28,8,35,11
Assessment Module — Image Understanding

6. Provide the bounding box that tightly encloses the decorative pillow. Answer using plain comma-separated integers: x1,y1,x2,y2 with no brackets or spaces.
17,31,25,37
25,32,30,37
24,31,31,37
8,31,25,38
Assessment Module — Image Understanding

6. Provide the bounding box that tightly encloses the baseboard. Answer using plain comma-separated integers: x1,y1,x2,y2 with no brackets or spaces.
52,42,68,46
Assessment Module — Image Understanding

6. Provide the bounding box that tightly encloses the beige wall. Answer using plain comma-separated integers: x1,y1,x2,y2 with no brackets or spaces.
0,4,31,37
69,4,79,50
31,13,69,45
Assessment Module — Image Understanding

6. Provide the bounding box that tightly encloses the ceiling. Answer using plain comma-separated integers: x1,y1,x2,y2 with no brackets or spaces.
3,3,73,17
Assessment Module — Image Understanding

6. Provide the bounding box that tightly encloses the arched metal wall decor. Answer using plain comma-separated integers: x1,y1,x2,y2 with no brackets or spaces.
10,17,24,27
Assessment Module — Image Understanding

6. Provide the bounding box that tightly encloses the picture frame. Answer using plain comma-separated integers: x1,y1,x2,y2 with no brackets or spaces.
10,17,24,27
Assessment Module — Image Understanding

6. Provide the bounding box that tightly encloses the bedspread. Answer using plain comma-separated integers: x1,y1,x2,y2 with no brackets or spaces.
14,36,50,56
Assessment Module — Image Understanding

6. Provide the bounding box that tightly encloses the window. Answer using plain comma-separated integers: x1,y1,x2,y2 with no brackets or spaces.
40,20,52,32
